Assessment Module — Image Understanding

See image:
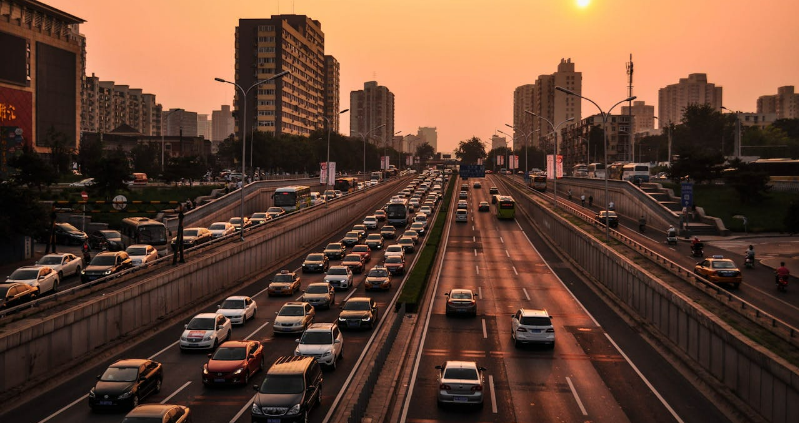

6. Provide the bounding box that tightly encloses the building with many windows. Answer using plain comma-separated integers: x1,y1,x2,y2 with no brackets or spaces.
512,84,535,146
162,108,197,137
197,114,210,139
560,113,632,171
323,55,341,133
350,81,394,147
757,86,798,119
658,73,723,127
621,100,655,135
211,104,234,142
81,73,162,136
491,134,507,151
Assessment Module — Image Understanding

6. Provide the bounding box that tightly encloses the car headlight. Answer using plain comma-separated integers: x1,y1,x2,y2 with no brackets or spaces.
338,317,346,321
203,366,209,375
88,389,95,398
287,404,301,416
118,390,133,399
203,336,212,341
180,336,187,341
103,270,112,275
294,348,301,356
81,270,86,275
251,403,263,415
233,368,244,375
322,350,332,357
362,316,372,321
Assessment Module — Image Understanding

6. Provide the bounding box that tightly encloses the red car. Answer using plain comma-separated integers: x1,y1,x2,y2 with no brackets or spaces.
202,340,264,386
342,253,366,274
351,244,372,262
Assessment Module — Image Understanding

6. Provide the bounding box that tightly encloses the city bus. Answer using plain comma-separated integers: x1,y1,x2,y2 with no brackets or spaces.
621,163,650,183
385,198,411,227
572,164,588,178
120,217,168,255
530,175,547,191
587,163,606,179
749,158,799,182
496,196,516,220
334,177,358,193
606,162,626,180
272,186,312,212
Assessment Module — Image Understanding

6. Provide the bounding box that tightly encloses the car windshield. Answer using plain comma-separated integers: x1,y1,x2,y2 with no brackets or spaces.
252,213,267,219
364,217,376,222
328,268,348,275
451,292,473,299
90,256,117,266
712,261,737,269
58,223,80,232
100,366,139,382
399,238,412,244
301,331,333,345
184,229,199,237
326,243,341,250
443,368,478,381
126,247,148,256
187,317,215,330
343,255,360,262
212,347,246,360
229,218,243,224
343,301,371,311
353,246,368,252
279,306,304,316
306,254,324,261
101,230,121,239
382,226,394,231
520,316,551,326
385,256,402,264
267,207,283,213
306,285,329,294
220,299,245,309
412,223,424,228
9,269,39,280
345,232,358,238
404,231,417,237
259,375,304,394
273,274,294,282
367,235,382,240
38,256,63,265
209,223,227,230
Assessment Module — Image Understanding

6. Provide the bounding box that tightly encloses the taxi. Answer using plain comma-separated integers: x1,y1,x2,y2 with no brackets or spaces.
694,255,742,289
268,270,301,296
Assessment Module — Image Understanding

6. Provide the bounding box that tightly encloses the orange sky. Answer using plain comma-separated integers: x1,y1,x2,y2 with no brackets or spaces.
49,0,799,154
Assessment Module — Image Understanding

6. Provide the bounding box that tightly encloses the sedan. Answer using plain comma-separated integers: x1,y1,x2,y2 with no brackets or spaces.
208,222,235,238
171,227,213,250
273,302,316,334
7,265,59,295
125,244,158,267
341,253,366,274
53,222,88,245
436,361,485,407
88,359,163,411
35,253,82,279
365,234,384,250
179,313,232,351
338,297,379,330
364,266,392,290
402,230,420,244
351,224,368,238
249,212,271,225
122,404,191,423
397,236,415,253
410,221,427,235
694,256,743,289
374,210,387,221
266,206,286,219
228,217,252,232
383,255,405,275
69,177,95,187
268,270,301,296
478,201,490,212
380,225,396,239
324,266,354,290
302,253,329,273
202,340,264,386
363,215,379,230
302,283,336,309
0,282,39,308
351,244,372,262
324,242,347,260
445,289,478,316
89,230,125,251
217,296,258,325
341,231,361,247
81,251,133,283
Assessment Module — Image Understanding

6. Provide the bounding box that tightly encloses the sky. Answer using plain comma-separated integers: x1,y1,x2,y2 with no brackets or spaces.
48,0,799,154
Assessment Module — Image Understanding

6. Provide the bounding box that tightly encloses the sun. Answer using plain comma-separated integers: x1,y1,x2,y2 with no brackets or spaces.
577,0,591,8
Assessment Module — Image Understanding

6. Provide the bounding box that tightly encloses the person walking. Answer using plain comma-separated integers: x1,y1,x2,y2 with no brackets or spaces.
588,195,593,207
580,194,586,207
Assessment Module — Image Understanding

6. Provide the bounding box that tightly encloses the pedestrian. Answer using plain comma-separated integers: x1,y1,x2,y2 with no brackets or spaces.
185,198,194,211
609,201,615,211
580,194,586,207
588,195,593,207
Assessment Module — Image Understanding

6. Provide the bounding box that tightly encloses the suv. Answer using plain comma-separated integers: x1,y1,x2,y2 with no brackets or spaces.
294,323,344,369
510,308,555,348
338,297,379,330
251,356,322,423
81,251,133,283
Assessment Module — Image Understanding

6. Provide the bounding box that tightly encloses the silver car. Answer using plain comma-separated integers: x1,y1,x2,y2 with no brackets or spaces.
303,283,336,309
436,361,486,407
35,253,82,279
324,266,353,290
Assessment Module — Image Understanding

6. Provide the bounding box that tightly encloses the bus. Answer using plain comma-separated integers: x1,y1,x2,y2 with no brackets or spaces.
120,217,168,255
273,186,312,212
530,175,547,191
572,164,588,178
606,162,626,180
496,196,516,220
587,163,606,179
385,198,411,227
749,158,799,182
621,163,650,183
334,177,358,193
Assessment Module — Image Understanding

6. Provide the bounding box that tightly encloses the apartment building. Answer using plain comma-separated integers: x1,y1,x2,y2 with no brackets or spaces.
350,81,395,147
621,100,655,135
560,113,632,170
417,127,437,152
491,134,507,151
197,114,210,139
323,55,341,133
211,104,235,141
162,108,197,137
757,86,798,119
81,73,161,136
512,84,535,146
658,73,723,126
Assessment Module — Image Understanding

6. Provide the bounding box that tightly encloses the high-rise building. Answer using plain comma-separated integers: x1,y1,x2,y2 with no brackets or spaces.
621,100,655,135
324,55,341,133
236,15,328,138
197,114,210,139
350,81,395,147
561,113,632,170
519,59,582,152
81,74,162,136
212,105,235,141
162,109,197,137
417,127,437,152
491,134,507,151
658,73,723,126
757,86,798,119
513,84,535,146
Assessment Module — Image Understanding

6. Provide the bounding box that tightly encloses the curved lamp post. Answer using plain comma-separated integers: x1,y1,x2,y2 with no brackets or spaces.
359,123,386,179
525,111,574,208
320,108,349,191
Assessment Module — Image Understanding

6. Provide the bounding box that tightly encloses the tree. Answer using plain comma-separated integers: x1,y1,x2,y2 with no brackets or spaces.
78,136,104,177
43,126,75,175
415,143,435,168
91,154,131,200
487,146,512,170
7,144,58,191
455,137,487,164
722,158,771,204
667,152,725,184
130,142,161,177
0,183,49,240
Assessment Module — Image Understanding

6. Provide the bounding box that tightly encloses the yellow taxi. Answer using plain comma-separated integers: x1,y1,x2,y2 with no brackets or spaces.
694,255,742,289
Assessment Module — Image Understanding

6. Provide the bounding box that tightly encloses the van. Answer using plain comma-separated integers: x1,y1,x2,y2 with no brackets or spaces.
251,356,322,422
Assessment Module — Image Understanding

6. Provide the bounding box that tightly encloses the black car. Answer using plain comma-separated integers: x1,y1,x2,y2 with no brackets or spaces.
341,231,361,247
89,230,125,251
380,225,396,239
595,211,619,228
89,359,163,411
323,242,346,260
171,227,213,250
251,356,322,423
81,251,133,283
338,297,379,329
302,253,329,273
0,282,39,309
489,187,499,195
54,222,88,245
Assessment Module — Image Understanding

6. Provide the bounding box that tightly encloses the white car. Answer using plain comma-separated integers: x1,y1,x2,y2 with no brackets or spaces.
294,323,344,369
455,209,468,223
6,265,60,295
362,215,378,230
511,308,555,348
180,313,232,351
419,206,433,217
125,244,158,266
217,296,258,325
384,245,405,260
208,222,235,238
35,253,82,279
68,178,95,187
324,266,353,290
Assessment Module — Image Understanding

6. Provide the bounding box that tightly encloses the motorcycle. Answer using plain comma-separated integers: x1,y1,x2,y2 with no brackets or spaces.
666,230,678,245
691,243,704,257
744,254,755,269
776,274,789,292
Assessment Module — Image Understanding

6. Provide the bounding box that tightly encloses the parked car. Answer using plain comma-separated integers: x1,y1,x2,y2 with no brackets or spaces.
217,296,258,325
294,323,344,369
179,313,232,351
81,251,133,283
202,340,264,385
88,359,163,411
89,230,125,251
35,253,82,279
125,244,158,266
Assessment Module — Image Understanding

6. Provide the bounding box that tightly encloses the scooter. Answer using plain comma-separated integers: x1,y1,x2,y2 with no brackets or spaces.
744,254,755,269
666,230,678,245
691,243,704,257
776,274,789,292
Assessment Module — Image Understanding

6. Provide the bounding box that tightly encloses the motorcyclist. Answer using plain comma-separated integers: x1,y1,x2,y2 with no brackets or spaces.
691,236,703,255
776,262,790,284
745,245,755,264
82,249,91,266
667,225,676,236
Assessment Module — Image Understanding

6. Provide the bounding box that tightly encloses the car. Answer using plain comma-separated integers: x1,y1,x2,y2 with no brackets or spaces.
397,236,416,253
171,227,213,250
455,209,468,223
365,234,384,250
268,270,301,296
228,216,252,231
125,244,158,266
380,225,396,239
251,356,322,423
69,177,95,187
459,191,468,199
217,296,258,325
208,221,236,238
410,221,427,234
294,323,344,369
53,222,88,245
419,206,433,217
0,282,39,309
341,253,365,274
35,253,82,279
81,251,133,283
351,244,372,262
413,213,428,228
595,211,619,228
402,230,420,244
302,282,336,309
694,255,743,289
302,253,329,273
179,313,232,351
383,255,405,275
351,224,368,238
445,289,478,316
435,361,486,407
266,206,286,219
364,266,392,290
323,189,336,201
250,212,271,225
457,200,468,210
384,244,405,259
473,181,482,188
334,189,343,198
324,266,354,290
273,302,316,334
460,184,469,191
363,215,378,230
374,210,387,221
89,229,125,251
88,359,163,411
511,308,555,348
202,340,264,386
478,201,490,212
323,242,347,260
341,231,361,247
122,404,191,423
338,297,379,329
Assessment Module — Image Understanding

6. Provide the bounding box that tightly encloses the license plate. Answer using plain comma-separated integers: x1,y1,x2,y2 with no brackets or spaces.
98,401,113,405
189,339,200,342
453,396,468,402
214,378,225,383
267,419,280,423
532,329,541,333
348,321,359,327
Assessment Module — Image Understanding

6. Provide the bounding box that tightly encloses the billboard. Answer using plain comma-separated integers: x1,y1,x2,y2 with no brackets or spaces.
0,86,32,178
546,154,564,179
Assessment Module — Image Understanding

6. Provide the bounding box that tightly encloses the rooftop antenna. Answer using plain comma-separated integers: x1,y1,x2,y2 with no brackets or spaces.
626,53,634,162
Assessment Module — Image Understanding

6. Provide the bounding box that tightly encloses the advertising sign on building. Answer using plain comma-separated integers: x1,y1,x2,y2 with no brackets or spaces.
0,86,32,179
496,155,504,166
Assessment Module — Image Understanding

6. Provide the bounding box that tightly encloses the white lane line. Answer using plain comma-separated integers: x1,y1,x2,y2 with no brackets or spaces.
149,340,179,360
37,395,88,423
500,236,504,244
478,286,483,299
566,377,588,416
244,320,271,340
473,235,476,242
472,225,475,231
489,375,498,414
474,249,477,257
482,319,487,338
505,249,510,257
230,394,257,423
512,266,518,276
343,285,359,301
250,284,272,299
475,265,480,275
523,288,530,301
161,381,191,404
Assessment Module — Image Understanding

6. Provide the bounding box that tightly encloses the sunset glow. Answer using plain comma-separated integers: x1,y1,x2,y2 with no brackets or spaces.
577,0,591,8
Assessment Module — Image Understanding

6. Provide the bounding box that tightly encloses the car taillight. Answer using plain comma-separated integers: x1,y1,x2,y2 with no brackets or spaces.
471,385,482,391
546,328,555,333
516,327,528,332
440,384,451,390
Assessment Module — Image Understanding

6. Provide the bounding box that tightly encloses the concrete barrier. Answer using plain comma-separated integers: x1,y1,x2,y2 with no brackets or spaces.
500,178,798,423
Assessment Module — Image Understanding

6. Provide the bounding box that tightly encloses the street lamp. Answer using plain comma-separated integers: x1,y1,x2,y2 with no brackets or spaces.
359,123,386,179
320,108,349,191
161,108,183,172
214,70,290,241
393,131,403,169
505,123,539,176
525,111,574,208
556,86,635,241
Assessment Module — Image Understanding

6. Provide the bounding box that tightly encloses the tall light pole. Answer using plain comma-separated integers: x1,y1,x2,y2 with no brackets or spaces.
556,86,635,241
505,124,539,175
214,70,290,241
525,111,574,208
161,108,183,172
320,108,349,190
359,123,386,179
393,130,403,169
721,106,741,159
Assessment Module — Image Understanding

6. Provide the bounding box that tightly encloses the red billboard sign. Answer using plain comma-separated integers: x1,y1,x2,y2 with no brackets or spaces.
0,86,32,177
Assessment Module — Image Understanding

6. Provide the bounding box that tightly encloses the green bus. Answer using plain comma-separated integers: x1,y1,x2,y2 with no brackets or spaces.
496,196,516,220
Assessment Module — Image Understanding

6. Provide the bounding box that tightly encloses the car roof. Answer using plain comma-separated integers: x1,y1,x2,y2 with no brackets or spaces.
18,265,47,270
305,322,336,332
329,265,348,270
518,308,550,317
444,360,478,369
307,282,331,287
193,312,222,319
42,253,71,258
224,295,249,301
125,404,180,417
95,252,122,257
127,244,153,249
111,358,149,368
347,296,373,303
281,302,308,307
267,355,315,375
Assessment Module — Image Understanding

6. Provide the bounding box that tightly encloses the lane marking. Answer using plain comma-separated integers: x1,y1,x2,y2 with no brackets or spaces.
343,285,359,301
149,340,179,360
505,250,510,258
230,394,257,423
37,395,89,423
472,225,475,231
244,320,272,340
474,249,477,257
512,266,518,276
500,236,504,244
473,236,476,242
482,319,487,338
566,376,588,416
475,265,480,275
161,381,191,404
478,286,483,299
489,375,498,413
523,288,530,301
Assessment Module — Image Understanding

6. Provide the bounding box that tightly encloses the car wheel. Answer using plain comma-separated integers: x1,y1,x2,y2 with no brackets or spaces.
75,265,81,276
30,291,38,301
155,378,162,393
252,308,257,320
131,394,139,409
733,283,741,289
226,330,232,341
330,356,337,370
212,339,218,349
58,271,64,280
